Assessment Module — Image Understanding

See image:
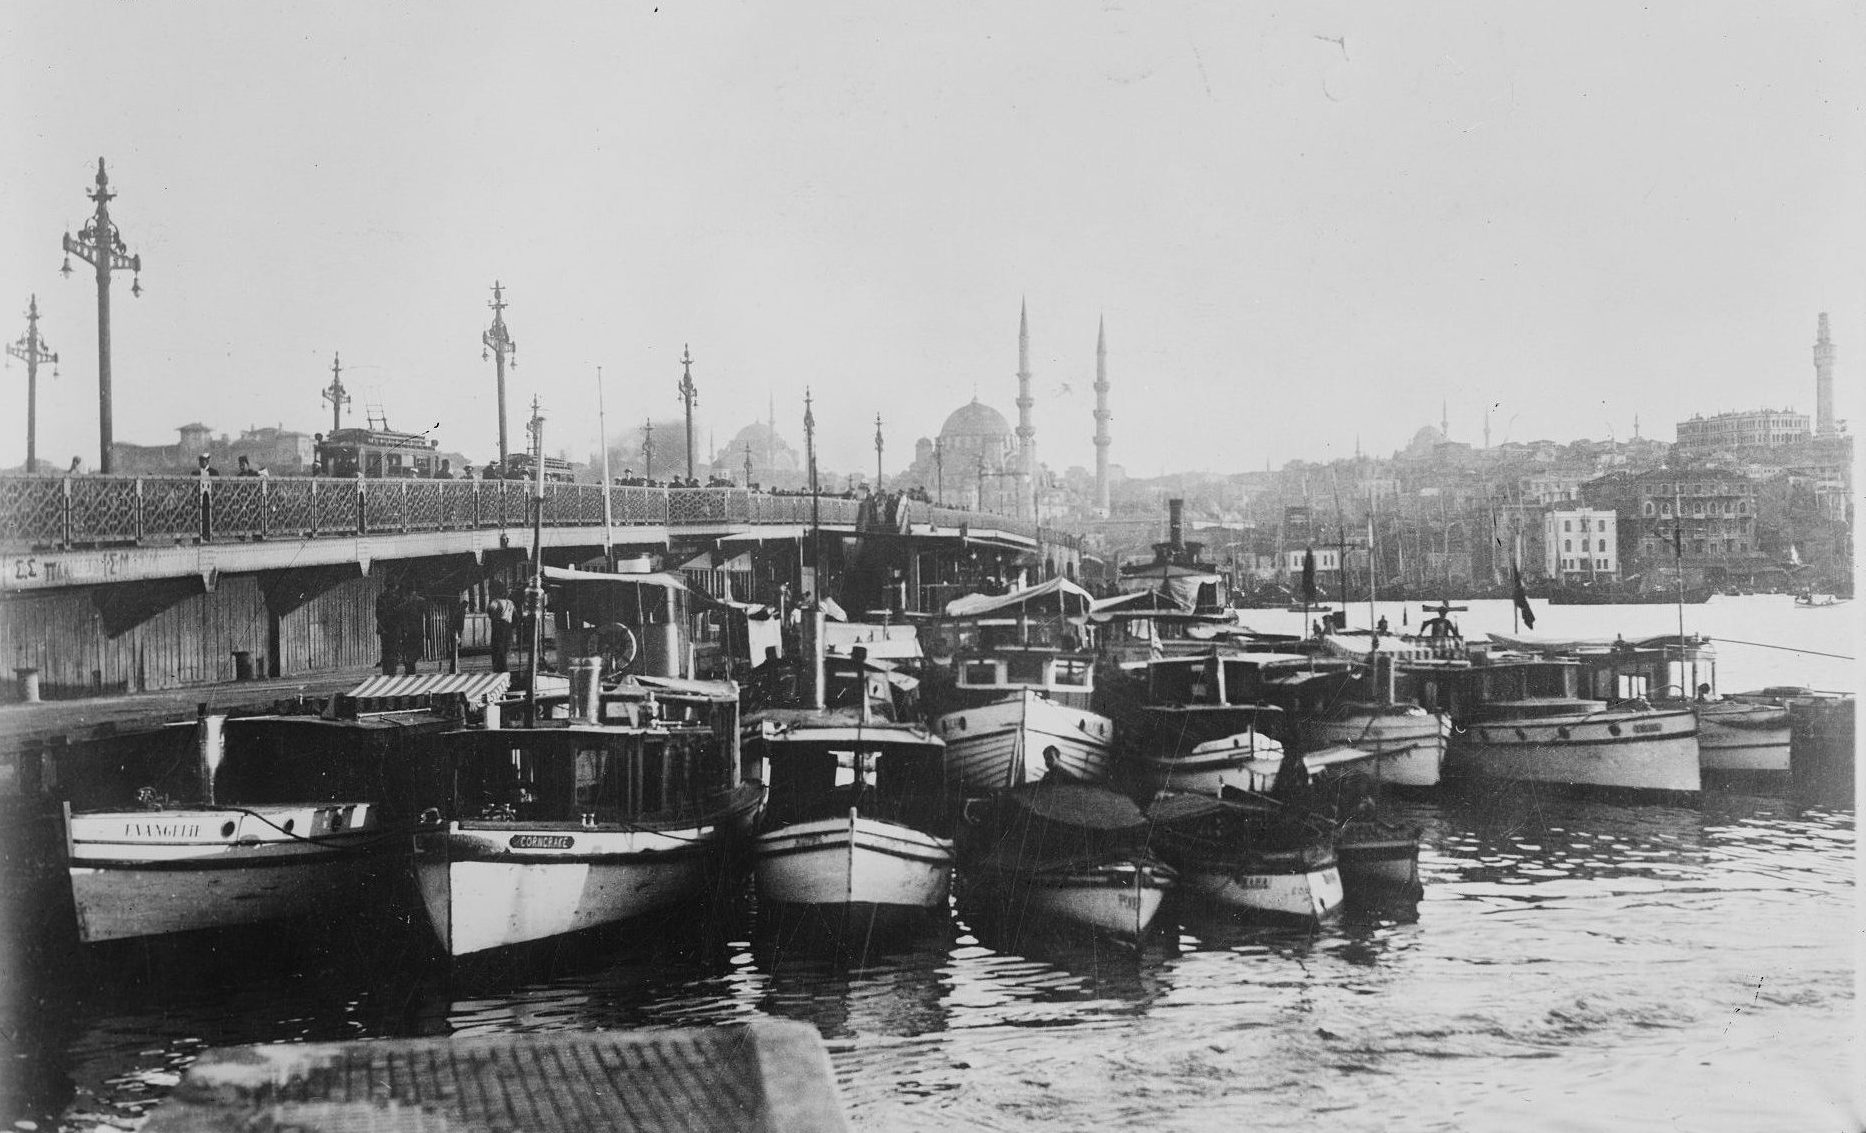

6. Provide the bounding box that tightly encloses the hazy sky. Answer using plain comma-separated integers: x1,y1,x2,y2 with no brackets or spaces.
4,3,1862,476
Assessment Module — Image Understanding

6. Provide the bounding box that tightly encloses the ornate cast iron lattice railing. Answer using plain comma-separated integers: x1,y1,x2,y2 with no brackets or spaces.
0,476,1077,553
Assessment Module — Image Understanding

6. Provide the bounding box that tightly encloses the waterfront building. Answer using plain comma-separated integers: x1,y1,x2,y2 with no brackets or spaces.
1674,408,1811,454
1543,507,1619,583
1584,467,1766,585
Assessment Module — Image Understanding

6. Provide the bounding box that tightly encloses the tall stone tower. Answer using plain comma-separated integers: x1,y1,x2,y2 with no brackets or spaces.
1093,316,1112,515
1814,312,1836,436
1015,300,1036,518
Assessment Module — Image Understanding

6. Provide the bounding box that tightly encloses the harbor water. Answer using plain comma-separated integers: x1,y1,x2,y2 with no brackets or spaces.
4,594,1858,1132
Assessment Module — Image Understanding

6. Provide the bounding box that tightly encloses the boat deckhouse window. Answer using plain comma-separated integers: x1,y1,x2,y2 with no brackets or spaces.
1054,659,1091,687
963,659,998,685
1007,655,1046,684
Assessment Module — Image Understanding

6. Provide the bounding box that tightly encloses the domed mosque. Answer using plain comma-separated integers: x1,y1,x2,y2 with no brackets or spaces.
900,303,1041,515
708,411,805,490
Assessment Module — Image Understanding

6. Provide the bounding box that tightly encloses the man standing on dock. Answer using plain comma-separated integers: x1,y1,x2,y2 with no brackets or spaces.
375,579,405,676
487,583,516,673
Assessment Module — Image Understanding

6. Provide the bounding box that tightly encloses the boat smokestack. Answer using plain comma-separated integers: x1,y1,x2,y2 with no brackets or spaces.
1168,498,1185,552
804,605,826,710
568,657,603,722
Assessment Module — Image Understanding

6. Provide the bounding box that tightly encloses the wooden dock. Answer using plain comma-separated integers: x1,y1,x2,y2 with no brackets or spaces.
140,1023,850,1133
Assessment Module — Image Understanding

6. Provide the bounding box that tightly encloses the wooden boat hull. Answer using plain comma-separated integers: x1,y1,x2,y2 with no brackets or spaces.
1301,710,1450,789
1335,821,1422,894
1449,707,1700,795
1696,702,1791,774
416,788,760,957
1177,848,1343,921
1125,729,1284,797
754,814,954,912
935,691,1114,792
67,803,389,944
967,856,1174,940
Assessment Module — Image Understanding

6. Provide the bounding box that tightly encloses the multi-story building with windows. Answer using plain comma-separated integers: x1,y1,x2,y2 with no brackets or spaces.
1586,467,1766,585
1674,409,1810,454
1543,507,1618,582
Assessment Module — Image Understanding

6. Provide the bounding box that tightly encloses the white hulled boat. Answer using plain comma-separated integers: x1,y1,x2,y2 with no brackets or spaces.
741,610,955,926
65,703,459,944
934,688,1113,792
414,672,763,957
959,782,1175,940
1439,655,1700,797
1146,791,1343,921
744,715,954,918
68,800,394,944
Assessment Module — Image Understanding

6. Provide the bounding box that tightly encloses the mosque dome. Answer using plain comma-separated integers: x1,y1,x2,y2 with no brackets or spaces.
1405,424,1445,455
719,421,800,470
940,397,1013,441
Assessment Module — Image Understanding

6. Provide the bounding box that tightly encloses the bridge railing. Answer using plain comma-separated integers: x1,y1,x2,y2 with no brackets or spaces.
0,475,1078,553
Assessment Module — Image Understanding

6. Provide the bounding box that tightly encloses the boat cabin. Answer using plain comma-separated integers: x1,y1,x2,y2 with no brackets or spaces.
444,716,737,828
929,577,1099,709
1485,633,1718,704
745,722,951,836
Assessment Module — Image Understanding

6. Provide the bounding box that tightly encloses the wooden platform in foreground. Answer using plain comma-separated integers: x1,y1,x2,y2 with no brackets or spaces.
141,1023,849,1133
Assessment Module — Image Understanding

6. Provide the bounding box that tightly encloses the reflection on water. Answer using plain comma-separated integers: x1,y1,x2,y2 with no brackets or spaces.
8,778,1855,1133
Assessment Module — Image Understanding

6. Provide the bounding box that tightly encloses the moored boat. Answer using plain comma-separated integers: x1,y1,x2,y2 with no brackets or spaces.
744,713,954,921
65,703,455,945
1146,790,1343,921
959,782,1175,940
933,687,1113,793
1450,701,1700,796
743,608,956,929
67,799,395,944
413,670,763,957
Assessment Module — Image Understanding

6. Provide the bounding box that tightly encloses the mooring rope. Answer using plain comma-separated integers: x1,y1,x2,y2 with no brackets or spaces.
1707,636,1855,662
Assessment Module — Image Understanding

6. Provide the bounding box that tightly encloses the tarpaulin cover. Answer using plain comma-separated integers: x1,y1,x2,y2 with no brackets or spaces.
1000,782,1147,830
944,576,1094,620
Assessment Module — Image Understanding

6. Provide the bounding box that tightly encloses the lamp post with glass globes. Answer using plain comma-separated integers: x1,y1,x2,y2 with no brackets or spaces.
61,158,142,474
482,282,518,475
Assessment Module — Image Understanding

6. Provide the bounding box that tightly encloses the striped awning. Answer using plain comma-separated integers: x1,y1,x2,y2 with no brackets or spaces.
344,672,512,710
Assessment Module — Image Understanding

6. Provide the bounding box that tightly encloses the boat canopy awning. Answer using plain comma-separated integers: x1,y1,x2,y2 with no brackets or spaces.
343,672,512,710
543,566,688,590
624,674,741,703
1485,632,1713,656
944,576,1094,620
1087,589,1198,622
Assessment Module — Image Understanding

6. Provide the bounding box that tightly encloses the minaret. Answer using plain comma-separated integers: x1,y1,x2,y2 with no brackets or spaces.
1814,312,1836,436
1440,398,1449,440
1483,407,1491,450
1093,316,1112,514
1015,299,1035,518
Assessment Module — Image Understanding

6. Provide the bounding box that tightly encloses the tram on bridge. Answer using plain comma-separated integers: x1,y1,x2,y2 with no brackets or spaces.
314,427,449,479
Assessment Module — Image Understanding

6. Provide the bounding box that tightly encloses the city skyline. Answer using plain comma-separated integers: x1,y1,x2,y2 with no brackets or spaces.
4,4,1861,476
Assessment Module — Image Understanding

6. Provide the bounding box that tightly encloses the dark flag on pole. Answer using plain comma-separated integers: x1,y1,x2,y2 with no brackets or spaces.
1512,565,1536,630
1301,547,1317,604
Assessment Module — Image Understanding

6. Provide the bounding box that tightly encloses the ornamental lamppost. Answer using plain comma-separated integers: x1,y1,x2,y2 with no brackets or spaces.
321,352,351,433
61,158,142,474
482,282,518,473
6,296,58,471
677,345,698,482
874,413,884,489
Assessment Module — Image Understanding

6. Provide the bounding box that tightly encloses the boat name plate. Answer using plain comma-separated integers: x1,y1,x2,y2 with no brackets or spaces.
509,834,575,850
